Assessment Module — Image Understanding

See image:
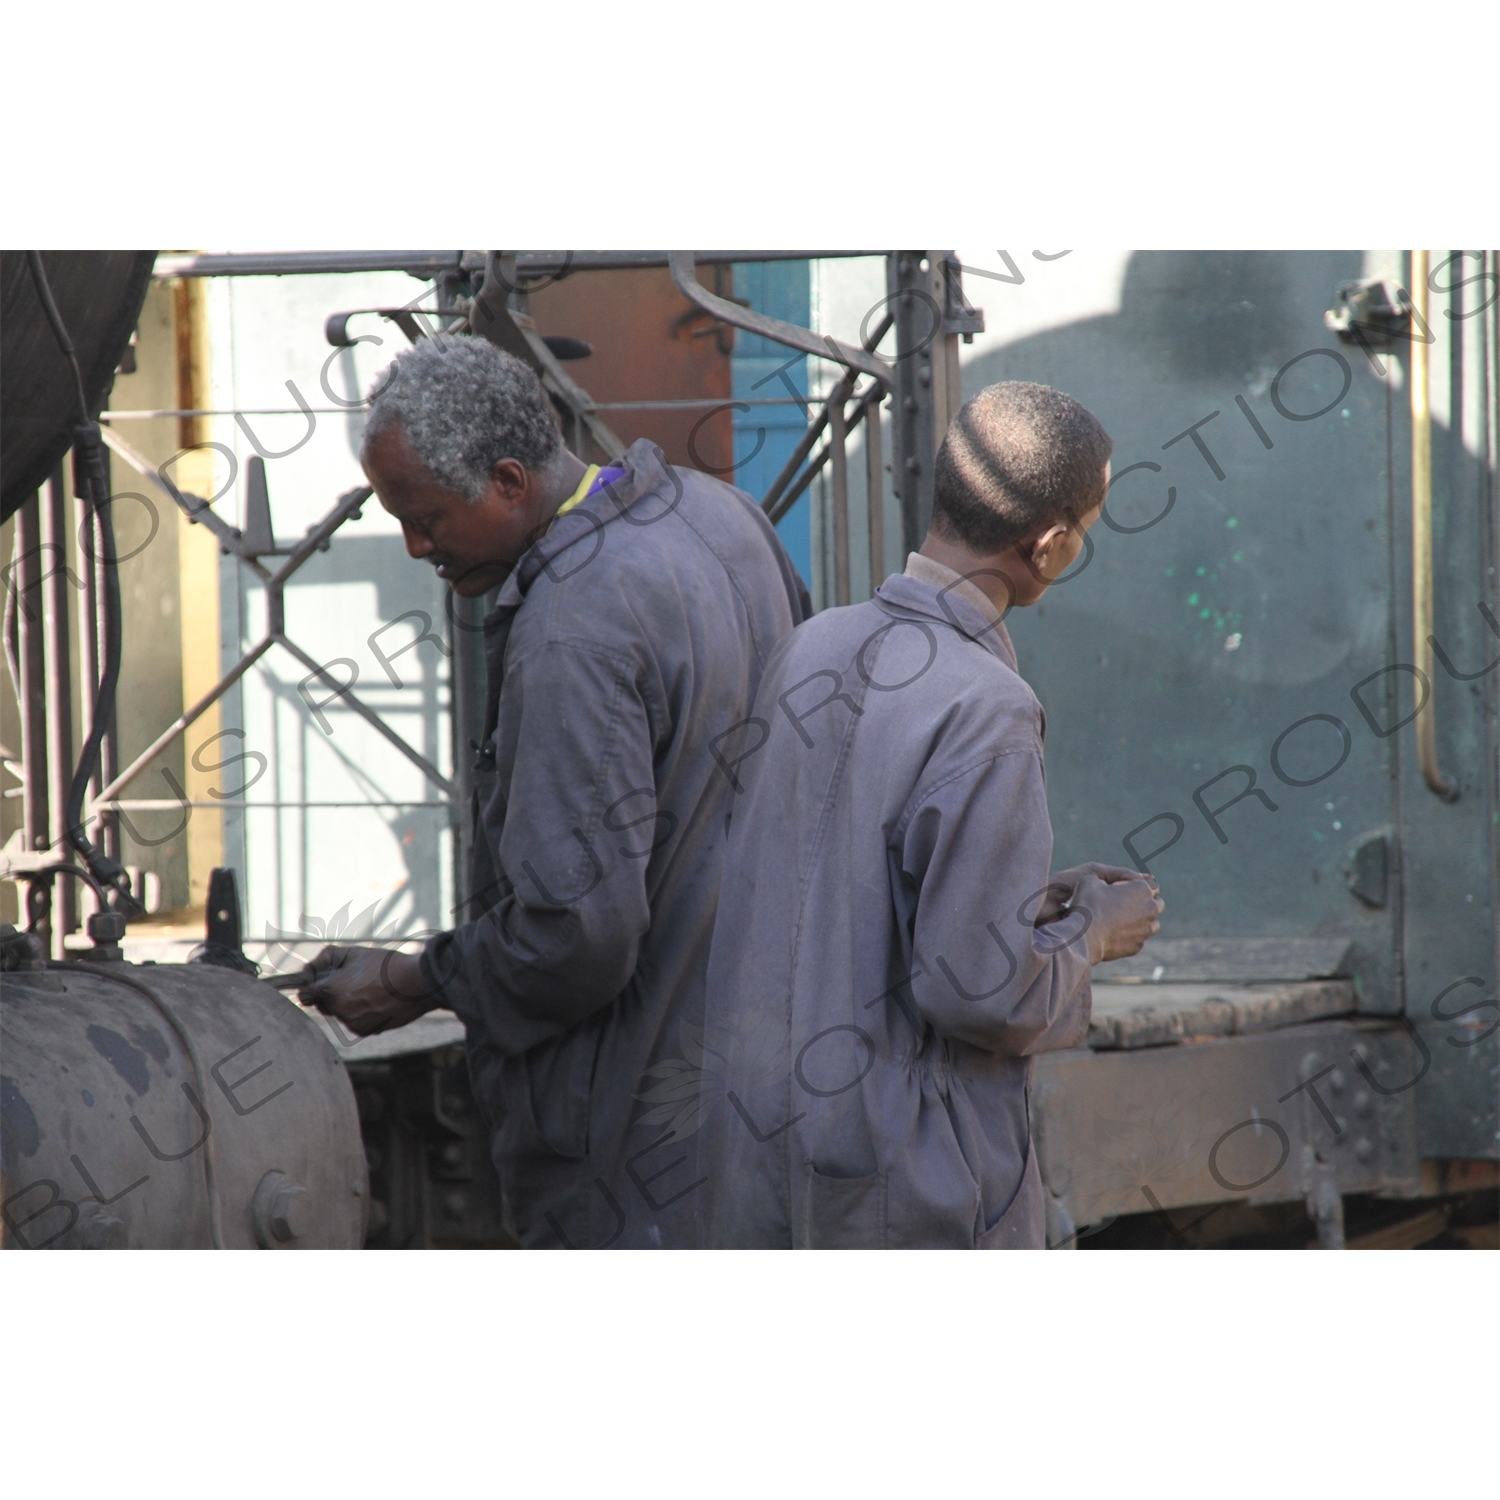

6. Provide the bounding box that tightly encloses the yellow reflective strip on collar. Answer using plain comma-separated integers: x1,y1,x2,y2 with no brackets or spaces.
555,464,600,519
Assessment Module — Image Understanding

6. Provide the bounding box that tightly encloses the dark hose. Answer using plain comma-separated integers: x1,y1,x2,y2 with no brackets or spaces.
26,253,141,913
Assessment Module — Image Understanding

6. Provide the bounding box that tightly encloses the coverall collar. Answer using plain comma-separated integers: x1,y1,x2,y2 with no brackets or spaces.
876,554,1019,670
485,438,676,624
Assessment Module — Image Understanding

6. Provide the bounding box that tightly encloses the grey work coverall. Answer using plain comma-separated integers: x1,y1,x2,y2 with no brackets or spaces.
695,557,1092,1248
419,440,807,1248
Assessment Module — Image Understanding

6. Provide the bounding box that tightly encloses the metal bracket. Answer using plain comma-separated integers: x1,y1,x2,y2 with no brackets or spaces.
1345,830,1391,909
1324,278,1410,346
940,254,985,341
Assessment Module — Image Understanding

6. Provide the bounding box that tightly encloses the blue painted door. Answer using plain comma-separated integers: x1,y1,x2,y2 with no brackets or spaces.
730,260,811,588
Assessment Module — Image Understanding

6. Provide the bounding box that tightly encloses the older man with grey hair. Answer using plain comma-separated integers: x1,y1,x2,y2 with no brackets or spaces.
305,336,808,1248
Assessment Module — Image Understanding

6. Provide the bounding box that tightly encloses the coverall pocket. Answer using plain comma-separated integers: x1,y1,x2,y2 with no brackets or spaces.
975,1134,1043,1250
799,1163,889,1249
498,1031,597,1164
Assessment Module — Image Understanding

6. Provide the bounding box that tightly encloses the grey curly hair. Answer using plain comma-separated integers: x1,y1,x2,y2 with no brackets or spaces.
361,336,562,500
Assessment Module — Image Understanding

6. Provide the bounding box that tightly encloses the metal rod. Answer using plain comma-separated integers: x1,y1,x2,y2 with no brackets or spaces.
155,251,465,279
438,264,484,914
95,800,450,810
762,399,835,519
103,407,382,420
153,250,884,280
589,397,810,412
1410,249,1458,801
76,475,100,823
14,494,52,942
94,635,276,804
759,312,892,519
273,634,455,799
269,486,372,586
830,396,851,607
866,390,886,592
449,587,487,912
103,397,819,423
15,496,50,855
99,422,262,572
767,383,880,527
43,467,77,950
91,490,120,865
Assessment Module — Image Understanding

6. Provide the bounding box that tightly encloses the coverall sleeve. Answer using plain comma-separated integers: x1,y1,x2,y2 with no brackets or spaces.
420,639,658,1056
901,748,1092,1056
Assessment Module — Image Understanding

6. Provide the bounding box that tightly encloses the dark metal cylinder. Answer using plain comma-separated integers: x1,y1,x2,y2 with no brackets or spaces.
2,962,368,1249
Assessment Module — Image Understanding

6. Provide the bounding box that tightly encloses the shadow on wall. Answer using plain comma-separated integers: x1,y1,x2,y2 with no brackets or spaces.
961,249,1372,687
952,250,1494,952
247,533,451,939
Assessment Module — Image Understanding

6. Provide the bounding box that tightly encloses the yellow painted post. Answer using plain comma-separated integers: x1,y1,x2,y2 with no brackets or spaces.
171,275,224,908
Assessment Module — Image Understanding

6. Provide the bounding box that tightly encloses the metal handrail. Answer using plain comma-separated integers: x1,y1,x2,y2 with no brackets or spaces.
1410,249,1458,801
153,250,884,280
667,252,894,385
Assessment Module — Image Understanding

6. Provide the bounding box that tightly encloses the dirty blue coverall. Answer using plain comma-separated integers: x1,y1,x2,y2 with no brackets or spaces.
694,554,1093,1248
419,440,807,1248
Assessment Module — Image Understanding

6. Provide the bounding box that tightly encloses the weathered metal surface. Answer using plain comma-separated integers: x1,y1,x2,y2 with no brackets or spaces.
1,962,367,1249
1087,979,1355,1050
1097,935,1356,984
1033,1017,1423,1242
1413,1021,1499,1161
995,253,1411,1010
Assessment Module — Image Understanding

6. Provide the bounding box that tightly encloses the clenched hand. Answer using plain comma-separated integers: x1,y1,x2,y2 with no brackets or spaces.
1032,863,1154,928
1066,871,1164,962
298,945,439,1037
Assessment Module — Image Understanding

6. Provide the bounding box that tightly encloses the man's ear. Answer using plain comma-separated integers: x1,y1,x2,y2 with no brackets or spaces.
1018,522,1072,579
487,457,531,505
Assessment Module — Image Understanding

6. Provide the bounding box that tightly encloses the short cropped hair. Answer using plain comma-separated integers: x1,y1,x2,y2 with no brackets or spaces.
361,336,561,500
931,381,1112,553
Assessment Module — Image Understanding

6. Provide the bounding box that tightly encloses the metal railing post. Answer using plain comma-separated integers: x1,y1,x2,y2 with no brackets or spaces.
43,466,77,950
829,394,852,607
14,493,52,941
449,593,487,915
865,390,886,595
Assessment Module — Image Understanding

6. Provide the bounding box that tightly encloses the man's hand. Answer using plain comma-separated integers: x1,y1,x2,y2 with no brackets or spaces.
1066,871,1164,963
298,945,438,1037
1032,862,1154,927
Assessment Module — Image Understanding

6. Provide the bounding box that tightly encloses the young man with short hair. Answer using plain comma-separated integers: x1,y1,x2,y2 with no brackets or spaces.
695,380,1162,1249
